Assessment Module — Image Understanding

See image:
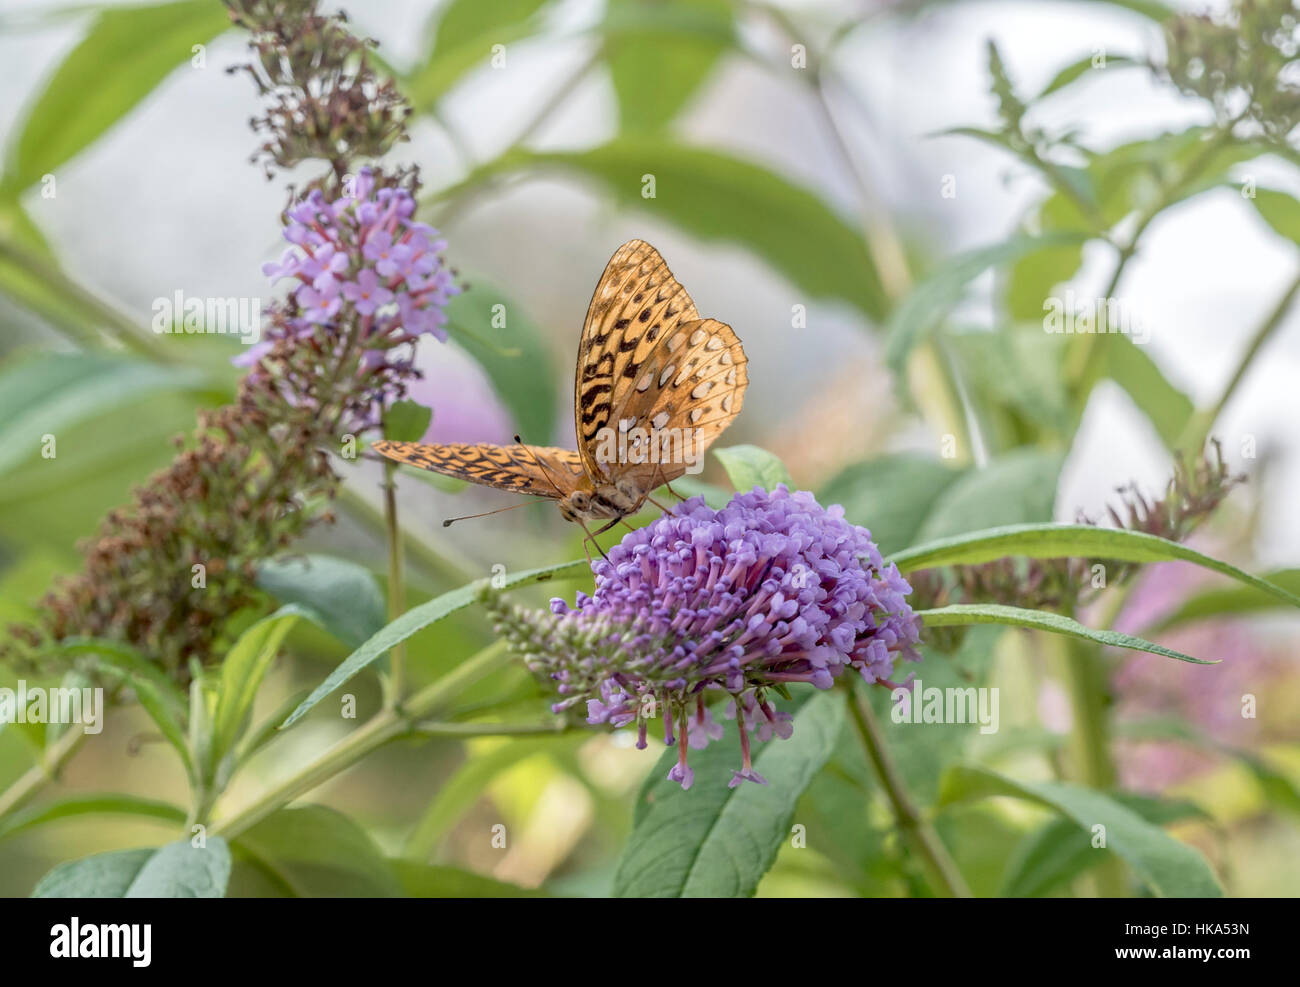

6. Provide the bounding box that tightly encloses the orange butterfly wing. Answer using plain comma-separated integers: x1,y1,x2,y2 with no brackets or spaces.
574,239,702,482
371,441,585,499
575,241,747,491
374,241,746,517
603,316,747,489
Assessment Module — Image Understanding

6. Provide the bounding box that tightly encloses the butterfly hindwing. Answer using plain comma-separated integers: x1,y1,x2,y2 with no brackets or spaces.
602,316,748,490
372,441,584,499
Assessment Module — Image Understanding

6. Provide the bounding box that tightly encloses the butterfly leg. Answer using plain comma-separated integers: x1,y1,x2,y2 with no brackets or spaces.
664,481,688,502
576,518,611,563
647,495,673,515
595,512,624,535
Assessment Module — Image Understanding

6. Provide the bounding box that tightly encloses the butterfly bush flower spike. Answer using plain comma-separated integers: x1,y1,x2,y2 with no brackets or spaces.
242,170,457,427
488,485,920,789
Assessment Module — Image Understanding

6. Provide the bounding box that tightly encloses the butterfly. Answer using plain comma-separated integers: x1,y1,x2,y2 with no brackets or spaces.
372,239,748,539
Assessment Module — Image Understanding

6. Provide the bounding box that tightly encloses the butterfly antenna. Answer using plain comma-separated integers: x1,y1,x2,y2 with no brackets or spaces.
442,501,532,527
514,434,568,500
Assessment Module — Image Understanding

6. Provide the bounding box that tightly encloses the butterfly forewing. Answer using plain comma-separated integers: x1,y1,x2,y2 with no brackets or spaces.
574,239,701,481
372,441,584,499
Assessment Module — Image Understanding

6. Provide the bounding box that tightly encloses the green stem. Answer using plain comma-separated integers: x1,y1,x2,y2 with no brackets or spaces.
1068,123,1242,393
382,460,407,708
335,484,477,585
209,641,511,841
1179,267,1300,451
0,237,177,363
414,720,572,738
1057,632,1128,897
844,687,972,898
0,726,87,820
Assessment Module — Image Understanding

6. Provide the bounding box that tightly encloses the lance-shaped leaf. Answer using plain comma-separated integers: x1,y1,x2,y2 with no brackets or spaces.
280,560,588,729
939,765,1222,897
915,604,1213,664
889,522,1300,610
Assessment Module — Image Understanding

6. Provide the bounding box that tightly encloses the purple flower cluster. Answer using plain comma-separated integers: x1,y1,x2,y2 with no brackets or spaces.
240,169,457,375
492,486,919,790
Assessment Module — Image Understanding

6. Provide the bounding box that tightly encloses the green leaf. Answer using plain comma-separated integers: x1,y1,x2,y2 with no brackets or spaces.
0,202,104,336
444,281,559,443
713,444,791,492
383,399,433,442
50,637,186,711
212,608,303,766
33,838,232,898
818,454,965,556
124,838,231,898
256,555,386,651
1092,0,1174,21
0,794,186,843
890,522,1300,611
912,450,1063,542
604,0,733,132
886,233,1087,374
1246,186,1300,247
427,0,552,63
1033,52,1142,101
280,559,588,728
3,1,233,191
405,734,580,860
999,792,1206,897
916,603,1211,663
0,352,208,475
232,806,402,898
939,765,1222,897
1147,568,1300,632
393,860,545,897
456,141,888,320
46,637,191,773
31,849,155,898
1097,334,1194,449
948,329,1071,436
613,690,844,897
405,0,553,107
1005,193,1092,320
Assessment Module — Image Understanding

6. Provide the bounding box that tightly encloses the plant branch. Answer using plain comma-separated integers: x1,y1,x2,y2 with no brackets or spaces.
1181,266,1300,450
0,726,87,821
1056,631,1128,897
209,640,512,840
844,686,972,898
413,720,572,738
381,459,407,708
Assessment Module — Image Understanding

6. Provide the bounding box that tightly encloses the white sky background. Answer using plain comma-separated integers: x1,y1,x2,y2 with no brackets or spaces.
0,0,1296,563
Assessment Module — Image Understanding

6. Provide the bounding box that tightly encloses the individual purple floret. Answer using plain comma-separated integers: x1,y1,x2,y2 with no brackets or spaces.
489,485,920,789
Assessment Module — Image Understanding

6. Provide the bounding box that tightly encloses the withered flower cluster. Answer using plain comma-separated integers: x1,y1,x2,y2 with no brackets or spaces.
1160,0,1300,142
225,0,410,179
910,442,1243,648
3,1,440,681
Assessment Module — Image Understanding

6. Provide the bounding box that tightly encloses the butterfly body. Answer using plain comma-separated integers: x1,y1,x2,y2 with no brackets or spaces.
373,239,747,530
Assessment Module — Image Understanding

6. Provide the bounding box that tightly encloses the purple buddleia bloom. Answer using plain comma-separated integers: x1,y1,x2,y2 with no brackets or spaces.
242,168,459,428
489,485,920,789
